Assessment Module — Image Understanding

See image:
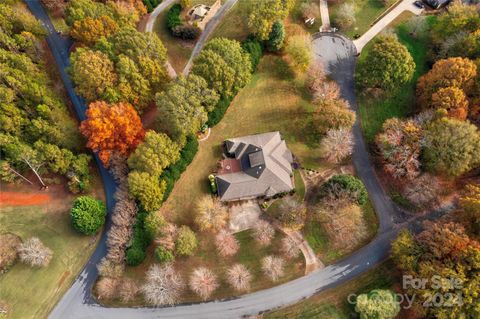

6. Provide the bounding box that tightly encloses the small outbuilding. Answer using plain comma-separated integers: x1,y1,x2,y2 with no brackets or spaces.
187,0,221,30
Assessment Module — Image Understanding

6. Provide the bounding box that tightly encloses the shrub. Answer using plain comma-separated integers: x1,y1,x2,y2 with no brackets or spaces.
161,135,199,202
144,212,166,239
266,21,285,52
119,277,139,302
96,277,120,300
70,196,106,235
208,174,217,194
125,210,151,266
166,4,182,32
172,25,201,40
319,174,368,206
17,237,53,267
154,246,175,263
355,289,400,319
0,233,21,273
207,95,233,126
175,226,198,256
241,37,263,71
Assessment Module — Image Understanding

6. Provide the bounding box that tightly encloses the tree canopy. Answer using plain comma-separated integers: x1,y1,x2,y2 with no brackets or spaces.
357,35,415,90
80,101,146,166
127,131,180,176
247,0,294,40
423,117,480,176
156,75,219,143
192,38,252,97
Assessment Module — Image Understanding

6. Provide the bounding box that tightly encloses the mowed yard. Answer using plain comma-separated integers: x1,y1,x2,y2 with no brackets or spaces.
161,55,327,224
0,182,104,319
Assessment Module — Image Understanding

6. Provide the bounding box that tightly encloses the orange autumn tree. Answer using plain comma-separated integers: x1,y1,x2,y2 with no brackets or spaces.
80,101,145,166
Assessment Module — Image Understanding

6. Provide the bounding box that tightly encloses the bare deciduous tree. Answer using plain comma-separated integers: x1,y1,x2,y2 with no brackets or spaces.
154,223,178,251
215,230,240,257
403,174,441,207
141,264,184,306
189,267,219,300
261,255,285,282
97,257,124,278
195,196,228,232
0,233,21,272
96,277,120,300
280,236,301,259
335,3,356,29
226,264,252,291
320,203,367,249
306,61,326,93
109,154,129,184
321,128,354,164
253,220,275,247
313,81,341,104
119,277,139,302
17,237,52,267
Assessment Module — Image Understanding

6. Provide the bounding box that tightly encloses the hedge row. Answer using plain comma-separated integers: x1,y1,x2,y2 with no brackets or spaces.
125,209,152,266
166,4,182,32
143,0,161,13
160,134,199,203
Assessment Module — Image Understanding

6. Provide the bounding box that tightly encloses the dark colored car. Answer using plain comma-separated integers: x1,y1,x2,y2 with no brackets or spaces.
413,0,425,8
423,0,451,9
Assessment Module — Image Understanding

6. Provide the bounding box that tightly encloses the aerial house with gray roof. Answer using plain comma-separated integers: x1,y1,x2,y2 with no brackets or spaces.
215,132,294,202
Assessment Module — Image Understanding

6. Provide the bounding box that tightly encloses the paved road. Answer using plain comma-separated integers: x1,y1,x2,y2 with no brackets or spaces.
182,0,238,75
353,0,423,52
24,0,118,313
25,2,442,318
144,0,178,78
319,0,330,29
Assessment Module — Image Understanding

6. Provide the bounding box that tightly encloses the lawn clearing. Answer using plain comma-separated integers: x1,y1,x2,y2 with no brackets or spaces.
210,0,251,40
264,260,399,318
330,0,387,38
0,179,104,319
161,55,326,225
358,12,430,142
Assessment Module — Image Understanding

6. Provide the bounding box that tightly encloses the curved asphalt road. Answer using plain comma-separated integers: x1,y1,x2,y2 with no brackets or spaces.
25,2,439,318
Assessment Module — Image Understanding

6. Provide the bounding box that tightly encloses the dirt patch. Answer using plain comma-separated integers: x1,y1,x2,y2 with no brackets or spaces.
0,192,50,207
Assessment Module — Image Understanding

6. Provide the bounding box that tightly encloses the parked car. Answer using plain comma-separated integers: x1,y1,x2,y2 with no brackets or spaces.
413,0,425,8
423,0,451,9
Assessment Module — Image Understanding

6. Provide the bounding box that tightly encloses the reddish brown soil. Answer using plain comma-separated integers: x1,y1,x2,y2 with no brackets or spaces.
0,192,51,207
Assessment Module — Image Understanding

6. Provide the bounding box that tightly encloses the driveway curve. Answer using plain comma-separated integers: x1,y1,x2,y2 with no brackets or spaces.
24,2,437,318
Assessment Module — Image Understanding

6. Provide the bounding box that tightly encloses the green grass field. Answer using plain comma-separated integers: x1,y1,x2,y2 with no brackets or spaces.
264,260,398,318
210,0,252,40
161,55,328,224
0,202,100,319
358,12,430,142
330,0,388,38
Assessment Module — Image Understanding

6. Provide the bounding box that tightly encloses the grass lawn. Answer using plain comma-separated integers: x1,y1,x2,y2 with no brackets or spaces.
294,170,306,201
330,0,387,38
357,12,430,142
210,0,252,41
303,199,379,264
161,55,327,224
264,260,399,318
0,180,104,319
153,0,216,73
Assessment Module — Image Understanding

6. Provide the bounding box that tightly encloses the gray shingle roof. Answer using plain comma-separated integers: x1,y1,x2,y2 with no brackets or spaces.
216,132,293,201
